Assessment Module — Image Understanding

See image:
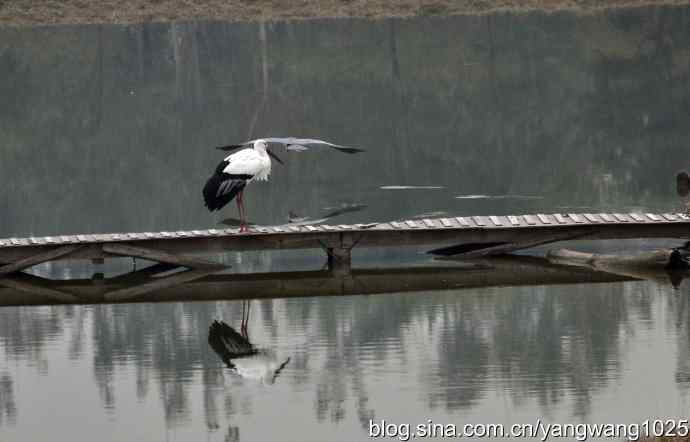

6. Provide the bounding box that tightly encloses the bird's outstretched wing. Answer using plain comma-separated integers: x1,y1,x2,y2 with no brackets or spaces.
216,137,365,154
270,357,291,384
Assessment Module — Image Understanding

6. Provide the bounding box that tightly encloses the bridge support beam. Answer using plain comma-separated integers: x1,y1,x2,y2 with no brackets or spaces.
104,267,224,301
0,244,85,276
0,274,81,303
428,231,592,259
327,248,352,276
102,243,223,270
101,243,227,301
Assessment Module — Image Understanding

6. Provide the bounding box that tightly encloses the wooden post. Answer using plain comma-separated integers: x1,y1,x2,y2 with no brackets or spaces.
92,272,105,284
328,248,351,276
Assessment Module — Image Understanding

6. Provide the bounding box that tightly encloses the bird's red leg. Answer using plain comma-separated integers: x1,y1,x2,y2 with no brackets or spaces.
244,301,250,339
235,196,243,231
236,191,246,232
241,300,249,338
241,301,246,337
238,191,247,232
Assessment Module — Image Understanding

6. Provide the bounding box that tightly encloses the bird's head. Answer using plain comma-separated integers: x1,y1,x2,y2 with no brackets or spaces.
253,139,268,152
255,139,284,165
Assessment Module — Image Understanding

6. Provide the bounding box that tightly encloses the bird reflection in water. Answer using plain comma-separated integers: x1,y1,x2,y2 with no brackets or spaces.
208,301,290,385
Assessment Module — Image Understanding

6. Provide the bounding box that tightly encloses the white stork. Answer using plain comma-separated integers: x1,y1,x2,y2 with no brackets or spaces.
203,137,363,232
208,318,291,385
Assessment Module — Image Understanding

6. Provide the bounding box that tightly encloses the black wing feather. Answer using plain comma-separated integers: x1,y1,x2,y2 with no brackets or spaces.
203,160,252,211
208,320,257,367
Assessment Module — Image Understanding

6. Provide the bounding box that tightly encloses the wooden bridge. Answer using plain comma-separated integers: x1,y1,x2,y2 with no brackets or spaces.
0,211,688,304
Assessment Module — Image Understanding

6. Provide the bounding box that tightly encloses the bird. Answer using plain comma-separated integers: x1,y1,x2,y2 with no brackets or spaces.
203,139,279,232
208,319,257,361
208,317,291,385
204,137,363,232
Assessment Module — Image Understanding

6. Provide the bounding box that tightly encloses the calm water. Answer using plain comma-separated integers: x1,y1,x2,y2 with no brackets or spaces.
2,5,690,441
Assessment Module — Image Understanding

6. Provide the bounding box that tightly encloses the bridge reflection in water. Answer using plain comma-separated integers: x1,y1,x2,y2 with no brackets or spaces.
0,253,685,307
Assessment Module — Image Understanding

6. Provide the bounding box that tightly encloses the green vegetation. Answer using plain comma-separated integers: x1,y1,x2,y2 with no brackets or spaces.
1,0,690,26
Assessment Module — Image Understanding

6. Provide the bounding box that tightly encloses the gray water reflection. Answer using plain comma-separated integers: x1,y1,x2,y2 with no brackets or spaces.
0,281,686,441
1,3,690,441
0,373,15,427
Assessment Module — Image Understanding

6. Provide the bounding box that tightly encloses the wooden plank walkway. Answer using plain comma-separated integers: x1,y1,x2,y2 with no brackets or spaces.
0,211,687,304
0,212,689,265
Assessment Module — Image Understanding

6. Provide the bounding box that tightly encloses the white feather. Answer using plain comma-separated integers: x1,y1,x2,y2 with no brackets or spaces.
223,147,271,181
229,137,363,154
232,353,279,381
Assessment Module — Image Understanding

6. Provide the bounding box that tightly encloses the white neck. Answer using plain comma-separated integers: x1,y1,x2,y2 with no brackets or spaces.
253,140,267,153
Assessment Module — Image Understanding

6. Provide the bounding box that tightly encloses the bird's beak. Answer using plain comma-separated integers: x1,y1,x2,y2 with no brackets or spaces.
268,149,284,165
